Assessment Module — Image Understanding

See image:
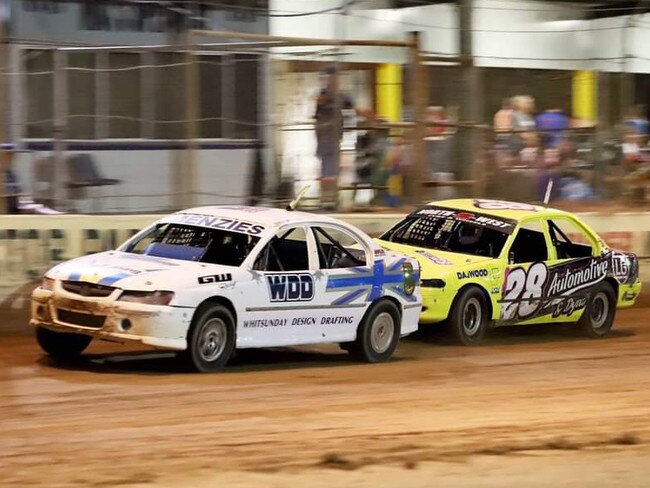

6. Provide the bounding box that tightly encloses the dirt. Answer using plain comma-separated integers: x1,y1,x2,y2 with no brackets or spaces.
1,309,650,487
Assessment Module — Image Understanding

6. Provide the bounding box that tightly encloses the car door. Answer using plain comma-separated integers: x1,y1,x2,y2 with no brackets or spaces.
498,217,554,325
237,224,321,348
541,215,607,322
308,224,374,343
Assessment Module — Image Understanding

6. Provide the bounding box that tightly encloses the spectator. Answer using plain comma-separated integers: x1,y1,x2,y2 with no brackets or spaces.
426,106,452,174
622,128,643,169
493,97,513,133
314,68,353,210
511,95,536,133
536,105,570,149
509,95,536,162
385,134,406,207
625,105,650,138
427,106,447,137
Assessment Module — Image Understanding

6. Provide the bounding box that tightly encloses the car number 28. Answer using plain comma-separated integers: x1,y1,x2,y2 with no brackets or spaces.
502,263,548,320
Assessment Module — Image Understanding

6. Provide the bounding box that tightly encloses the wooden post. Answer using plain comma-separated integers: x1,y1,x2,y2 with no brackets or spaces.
53,48,68,210
140,51,155,139
457,0,482,186
0,16,7,214
184,33,199,209
409,31,426,205
221,54,234,139
598,71,611,130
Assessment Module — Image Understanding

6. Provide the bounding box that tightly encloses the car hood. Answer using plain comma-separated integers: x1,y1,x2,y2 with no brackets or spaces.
375,240,494,277
46,251,239,291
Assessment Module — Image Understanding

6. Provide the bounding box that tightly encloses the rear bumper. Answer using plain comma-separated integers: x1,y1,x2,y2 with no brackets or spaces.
30,287,192,351
618,279,642,308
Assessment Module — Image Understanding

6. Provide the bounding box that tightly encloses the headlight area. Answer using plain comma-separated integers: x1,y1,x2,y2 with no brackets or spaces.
402,262,416,296
40,276,55,291
118,290,175,306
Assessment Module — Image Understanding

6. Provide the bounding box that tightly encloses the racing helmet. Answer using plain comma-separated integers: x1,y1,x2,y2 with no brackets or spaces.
458,224,483,246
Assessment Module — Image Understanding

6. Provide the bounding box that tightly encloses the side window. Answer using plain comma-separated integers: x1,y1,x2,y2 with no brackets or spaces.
508,221,548,264
313,226,367,269
254,227,309,272
548,218,595,259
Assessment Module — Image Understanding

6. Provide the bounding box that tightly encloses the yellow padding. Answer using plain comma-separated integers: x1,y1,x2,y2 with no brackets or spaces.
572,70,596,122
376,63,402,123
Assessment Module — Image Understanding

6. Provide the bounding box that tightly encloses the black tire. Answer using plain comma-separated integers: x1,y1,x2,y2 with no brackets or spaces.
35,326,92,358
184,304,236,372
578,281,616,338
350,300,401,363
448,286,489,346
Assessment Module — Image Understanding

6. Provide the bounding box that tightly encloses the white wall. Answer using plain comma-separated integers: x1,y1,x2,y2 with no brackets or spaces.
271,0,650,73
13,146,256,213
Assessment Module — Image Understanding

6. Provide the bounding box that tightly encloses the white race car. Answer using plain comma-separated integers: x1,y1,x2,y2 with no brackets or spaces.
31,206,422,371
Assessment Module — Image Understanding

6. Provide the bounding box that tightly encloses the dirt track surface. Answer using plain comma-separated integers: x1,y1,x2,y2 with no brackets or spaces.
2,310,650,488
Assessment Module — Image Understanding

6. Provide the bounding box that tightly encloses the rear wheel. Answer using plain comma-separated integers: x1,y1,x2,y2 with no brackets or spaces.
448,287,488,345
578,282,616,338
350,300,401,363
184,304,236,372
36,326,92,359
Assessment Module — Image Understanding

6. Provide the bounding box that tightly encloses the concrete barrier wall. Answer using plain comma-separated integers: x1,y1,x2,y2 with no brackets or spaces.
0,212,648,289
1,211,648,334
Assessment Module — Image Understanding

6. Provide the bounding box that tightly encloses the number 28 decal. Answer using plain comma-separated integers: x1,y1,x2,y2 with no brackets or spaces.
501,263,548,320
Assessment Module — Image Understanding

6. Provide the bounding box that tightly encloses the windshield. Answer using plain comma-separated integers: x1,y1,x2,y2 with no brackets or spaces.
381,206,515,258
123,223,260,267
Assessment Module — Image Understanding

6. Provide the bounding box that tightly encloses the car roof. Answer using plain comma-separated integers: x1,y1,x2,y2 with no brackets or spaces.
428,199,570,222
175,205,343,227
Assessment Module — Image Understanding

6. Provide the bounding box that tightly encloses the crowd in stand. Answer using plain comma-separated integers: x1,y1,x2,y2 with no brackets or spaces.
490,96,650,202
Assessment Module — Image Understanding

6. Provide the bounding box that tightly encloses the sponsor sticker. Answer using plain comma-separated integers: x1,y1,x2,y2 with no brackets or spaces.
473,199,538,212
500,256,613,322
412,206,516,233
610,251,635,283
623,291,637,301
415,250,453,266
242,315,355,328
168,214,265,236
198,273,232,284
457,269,488,280
266,273,315,302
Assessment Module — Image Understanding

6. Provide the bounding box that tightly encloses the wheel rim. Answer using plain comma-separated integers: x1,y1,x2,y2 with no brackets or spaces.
370,312,395,354
462,298,482,336
591,292,609,329
198,318,228,362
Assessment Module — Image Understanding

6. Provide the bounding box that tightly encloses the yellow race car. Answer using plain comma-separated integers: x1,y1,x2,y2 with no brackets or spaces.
377,199,641,345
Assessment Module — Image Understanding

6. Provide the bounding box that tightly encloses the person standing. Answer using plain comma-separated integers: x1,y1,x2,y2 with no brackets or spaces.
493,97,513,134
314,68,353,210
536,105,569,149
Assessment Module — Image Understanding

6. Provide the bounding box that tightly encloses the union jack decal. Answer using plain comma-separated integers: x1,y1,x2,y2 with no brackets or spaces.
326,258,418,305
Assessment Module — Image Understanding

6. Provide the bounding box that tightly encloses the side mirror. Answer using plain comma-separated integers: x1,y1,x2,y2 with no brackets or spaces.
508,251,515,265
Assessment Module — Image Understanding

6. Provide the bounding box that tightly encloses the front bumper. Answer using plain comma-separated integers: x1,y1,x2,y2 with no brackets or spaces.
30,285,192,351
419,287,454,324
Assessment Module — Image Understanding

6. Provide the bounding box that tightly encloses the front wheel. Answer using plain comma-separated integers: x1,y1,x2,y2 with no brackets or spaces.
578,282,616,338
350,300,401,363
36,326,92,358
184,304,236,372
448,287,488,345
